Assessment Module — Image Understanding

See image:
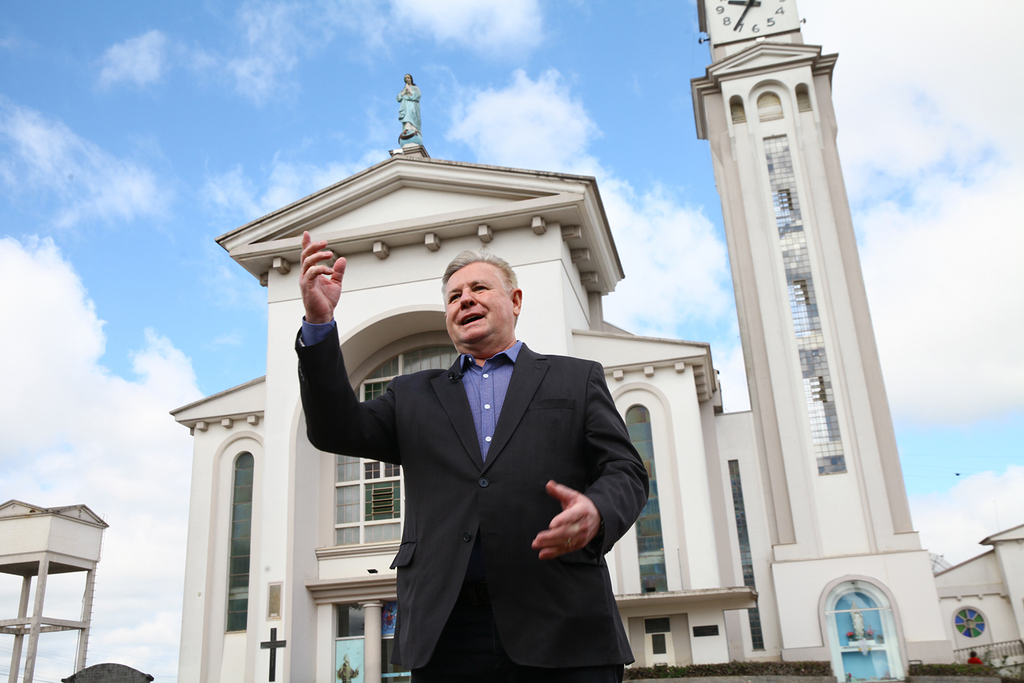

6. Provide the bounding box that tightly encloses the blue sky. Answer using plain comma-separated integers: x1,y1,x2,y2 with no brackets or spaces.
2,0,1022,679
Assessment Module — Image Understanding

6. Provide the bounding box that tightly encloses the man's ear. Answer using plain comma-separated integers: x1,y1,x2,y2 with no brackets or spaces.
511,288,523,317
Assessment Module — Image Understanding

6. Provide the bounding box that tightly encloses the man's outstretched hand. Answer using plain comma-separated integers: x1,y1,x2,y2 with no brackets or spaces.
300,231,347,325
531,480,602,560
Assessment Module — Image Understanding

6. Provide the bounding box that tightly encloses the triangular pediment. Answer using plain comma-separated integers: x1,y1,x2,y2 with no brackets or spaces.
216,155,625,295
0,500,47,518
709,42,826,78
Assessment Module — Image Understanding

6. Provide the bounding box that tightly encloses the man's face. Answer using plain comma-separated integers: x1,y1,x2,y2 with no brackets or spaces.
444,261,522,360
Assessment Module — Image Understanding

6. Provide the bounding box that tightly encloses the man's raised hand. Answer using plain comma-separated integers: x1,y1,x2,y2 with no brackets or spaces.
531,480,602,560
300,230,347,325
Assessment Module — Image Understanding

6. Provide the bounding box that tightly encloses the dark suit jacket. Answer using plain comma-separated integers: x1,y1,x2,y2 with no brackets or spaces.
297,327,649,669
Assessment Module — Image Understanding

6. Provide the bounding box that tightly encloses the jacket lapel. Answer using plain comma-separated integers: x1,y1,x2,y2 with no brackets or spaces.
431,358,484,469
482,345,548,475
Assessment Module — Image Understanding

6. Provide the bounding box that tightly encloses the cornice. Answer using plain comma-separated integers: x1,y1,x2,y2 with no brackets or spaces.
615,586,756,611
306,574,398,605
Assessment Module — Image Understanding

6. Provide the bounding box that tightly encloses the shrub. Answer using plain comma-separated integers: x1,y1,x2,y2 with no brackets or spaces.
908,663,1001,678
624,660,833,680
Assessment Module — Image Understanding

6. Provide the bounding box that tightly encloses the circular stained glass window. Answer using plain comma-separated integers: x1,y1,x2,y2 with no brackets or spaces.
954,609,986,638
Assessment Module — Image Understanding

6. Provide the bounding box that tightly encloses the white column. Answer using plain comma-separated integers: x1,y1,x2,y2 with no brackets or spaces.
8,575,31,683
24,554,50,683
317,604,334,683
361,601,383,683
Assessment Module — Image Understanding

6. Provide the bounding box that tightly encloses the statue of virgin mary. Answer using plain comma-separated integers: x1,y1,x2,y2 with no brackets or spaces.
397,73,422,146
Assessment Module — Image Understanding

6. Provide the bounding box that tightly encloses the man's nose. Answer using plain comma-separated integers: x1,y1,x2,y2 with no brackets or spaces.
460,290,476,307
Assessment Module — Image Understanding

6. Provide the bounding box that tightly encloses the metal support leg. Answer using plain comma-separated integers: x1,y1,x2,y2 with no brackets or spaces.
8,575,32,683
24,554,49,683
76,568,97,671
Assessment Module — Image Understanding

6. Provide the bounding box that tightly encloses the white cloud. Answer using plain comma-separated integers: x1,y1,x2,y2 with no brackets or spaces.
227,2,309,104
0,31,28,52
390,0,543,54
448,69,746,406
98,30,168,88
202,155,380,222
713,341,750,413
319,0,543,56
201,164,261,219
910,465,1024,566
0,101,170,227
600,180,732,334
797,0,1024,425
0,237,200,680
859,168,1024,422
135,0,543,107
447,69,599,173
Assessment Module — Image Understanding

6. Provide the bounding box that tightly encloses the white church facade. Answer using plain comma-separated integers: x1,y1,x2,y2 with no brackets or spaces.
172,3,957,681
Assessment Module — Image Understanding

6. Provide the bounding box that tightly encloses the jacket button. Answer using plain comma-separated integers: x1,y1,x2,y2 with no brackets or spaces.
463,532,472,542
478,478,488,488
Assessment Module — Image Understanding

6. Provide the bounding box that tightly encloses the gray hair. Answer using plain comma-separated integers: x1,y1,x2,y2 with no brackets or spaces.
441,250,518,298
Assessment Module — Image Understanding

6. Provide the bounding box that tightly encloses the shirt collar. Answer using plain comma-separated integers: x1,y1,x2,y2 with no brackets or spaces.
460,339,523,370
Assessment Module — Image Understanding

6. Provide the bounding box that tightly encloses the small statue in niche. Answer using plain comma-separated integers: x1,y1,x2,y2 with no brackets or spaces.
850,599,866,640
397,73,422,147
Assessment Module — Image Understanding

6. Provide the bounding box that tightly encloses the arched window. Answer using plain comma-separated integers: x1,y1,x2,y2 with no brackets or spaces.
334,346,458,546
796,84,812,112
730,95,747,124
824,581,904,681
626,405,667,593
227,452,254,632
757,92,784,121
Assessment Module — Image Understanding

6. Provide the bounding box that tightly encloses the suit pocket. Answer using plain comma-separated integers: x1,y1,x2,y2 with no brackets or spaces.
528,398,575,410
557,546,606,567
390,541,416,569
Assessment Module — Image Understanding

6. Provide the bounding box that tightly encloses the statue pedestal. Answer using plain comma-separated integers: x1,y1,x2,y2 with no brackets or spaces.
389,144,430,159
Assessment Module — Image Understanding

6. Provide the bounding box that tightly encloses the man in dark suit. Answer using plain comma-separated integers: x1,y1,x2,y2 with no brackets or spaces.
296,231,648,682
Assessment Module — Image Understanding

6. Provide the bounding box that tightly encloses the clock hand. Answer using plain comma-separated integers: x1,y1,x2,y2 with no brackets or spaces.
735,0,756,31
727,0,760,4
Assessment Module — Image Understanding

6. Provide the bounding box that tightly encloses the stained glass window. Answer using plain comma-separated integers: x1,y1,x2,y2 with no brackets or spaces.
627,405,667,593
227,452,253,632
728,460,764,650
954,609,986,638
763,135,846,475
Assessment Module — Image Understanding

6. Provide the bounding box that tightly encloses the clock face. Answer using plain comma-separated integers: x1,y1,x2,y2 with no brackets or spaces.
705,0,802,46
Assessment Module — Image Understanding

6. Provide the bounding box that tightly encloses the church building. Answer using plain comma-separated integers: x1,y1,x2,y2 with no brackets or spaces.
171,3,955,681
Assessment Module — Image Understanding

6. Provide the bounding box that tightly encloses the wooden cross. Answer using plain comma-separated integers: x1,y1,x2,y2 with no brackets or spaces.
260,627,287,681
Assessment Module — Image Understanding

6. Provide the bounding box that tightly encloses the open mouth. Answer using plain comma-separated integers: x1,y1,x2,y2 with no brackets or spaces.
462,314,484,325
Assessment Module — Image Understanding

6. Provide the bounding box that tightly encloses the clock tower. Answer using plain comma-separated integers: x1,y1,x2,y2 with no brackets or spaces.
692,0,953,671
